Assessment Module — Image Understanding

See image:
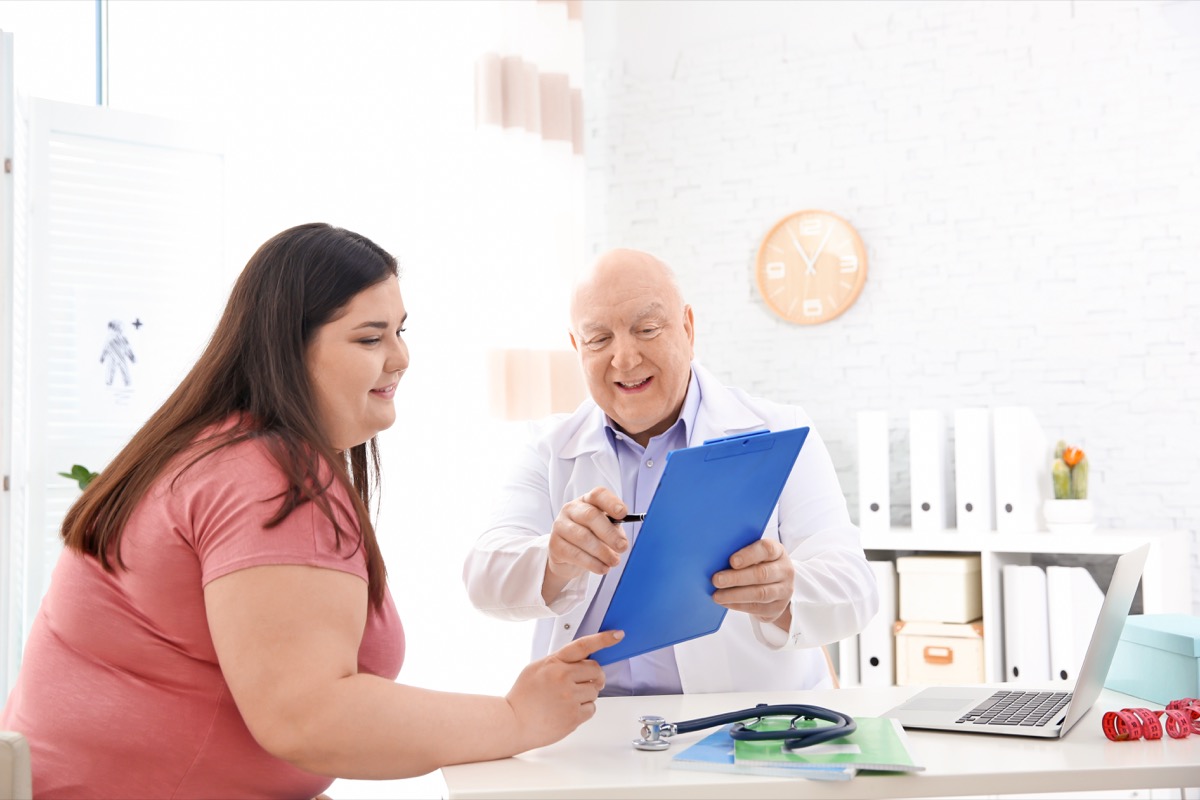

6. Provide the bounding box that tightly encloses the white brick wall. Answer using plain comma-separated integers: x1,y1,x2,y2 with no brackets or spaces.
584,0,1200,610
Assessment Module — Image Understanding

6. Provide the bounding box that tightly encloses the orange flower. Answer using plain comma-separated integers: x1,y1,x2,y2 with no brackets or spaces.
1063,447,1084,467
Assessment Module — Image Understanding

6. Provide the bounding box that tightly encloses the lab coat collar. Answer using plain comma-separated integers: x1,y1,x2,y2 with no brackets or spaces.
687,361,769,445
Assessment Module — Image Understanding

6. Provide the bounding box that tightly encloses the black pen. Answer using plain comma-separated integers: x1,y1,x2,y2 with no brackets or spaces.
607,513,646,524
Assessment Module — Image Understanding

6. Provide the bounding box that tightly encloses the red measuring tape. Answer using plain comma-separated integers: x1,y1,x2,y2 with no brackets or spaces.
1102,698,1200,741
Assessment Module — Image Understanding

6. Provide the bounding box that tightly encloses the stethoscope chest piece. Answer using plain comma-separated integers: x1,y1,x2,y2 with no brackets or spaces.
633,715,675,751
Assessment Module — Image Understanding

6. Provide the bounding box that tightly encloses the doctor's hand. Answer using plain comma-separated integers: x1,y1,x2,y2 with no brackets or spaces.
505,629,622,752
711,538,795,631
542,487,629,602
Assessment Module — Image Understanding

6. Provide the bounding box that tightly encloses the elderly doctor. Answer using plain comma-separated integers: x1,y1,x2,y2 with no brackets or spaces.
462,248,878,695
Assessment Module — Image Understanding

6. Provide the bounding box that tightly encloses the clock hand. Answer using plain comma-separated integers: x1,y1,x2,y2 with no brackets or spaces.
808,226,833,269
788,228,814,271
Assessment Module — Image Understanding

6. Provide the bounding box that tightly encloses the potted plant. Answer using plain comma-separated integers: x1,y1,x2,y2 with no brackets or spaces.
1043,441,1094,532
58,464,98,491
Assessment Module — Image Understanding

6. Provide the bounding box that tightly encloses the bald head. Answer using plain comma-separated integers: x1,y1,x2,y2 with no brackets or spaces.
567,248,695,447
570,249,685,329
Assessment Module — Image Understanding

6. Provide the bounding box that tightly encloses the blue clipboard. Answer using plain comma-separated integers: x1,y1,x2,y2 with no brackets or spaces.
583,426,810,666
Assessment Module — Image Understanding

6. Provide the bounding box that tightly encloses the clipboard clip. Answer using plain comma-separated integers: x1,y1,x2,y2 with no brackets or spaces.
702,429,772,446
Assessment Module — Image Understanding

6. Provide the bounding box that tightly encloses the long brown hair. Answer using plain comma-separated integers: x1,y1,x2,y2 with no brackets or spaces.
61,223,394,609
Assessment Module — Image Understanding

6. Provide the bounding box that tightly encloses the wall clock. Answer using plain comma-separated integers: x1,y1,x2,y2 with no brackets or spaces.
754,210,868,325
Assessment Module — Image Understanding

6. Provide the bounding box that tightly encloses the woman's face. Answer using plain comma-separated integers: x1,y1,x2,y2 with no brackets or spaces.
306,277,408,450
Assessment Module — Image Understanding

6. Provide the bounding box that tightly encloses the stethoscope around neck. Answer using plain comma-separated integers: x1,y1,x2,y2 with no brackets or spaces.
633,703,856,751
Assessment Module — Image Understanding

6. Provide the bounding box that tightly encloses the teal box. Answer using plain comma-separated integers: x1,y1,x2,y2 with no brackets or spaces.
1105,614,1200,705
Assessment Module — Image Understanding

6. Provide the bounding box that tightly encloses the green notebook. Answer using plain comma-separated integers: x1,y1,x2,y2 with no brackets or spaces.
732,716,924,775
670,725,854,781
671,716,924,781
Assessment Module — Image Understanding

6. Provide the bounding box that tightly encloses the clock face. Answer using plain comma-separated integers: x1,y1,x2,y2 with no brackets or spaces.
754,210,868,325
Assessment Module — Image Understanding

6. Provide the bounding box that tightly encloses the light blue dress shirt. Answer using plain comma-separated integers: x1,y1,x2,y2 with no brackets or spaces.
576,370,703,696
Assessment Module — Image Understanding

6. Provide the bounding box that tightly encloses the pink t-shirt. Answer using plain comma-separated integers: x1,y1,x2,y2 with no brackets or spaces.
1,434,404,799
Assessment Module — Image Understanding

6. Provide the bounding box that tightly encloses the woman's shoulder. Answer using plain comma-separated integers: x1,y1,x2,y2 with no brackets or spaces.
179,424,284,487
171,418,337,502
164,445,366,587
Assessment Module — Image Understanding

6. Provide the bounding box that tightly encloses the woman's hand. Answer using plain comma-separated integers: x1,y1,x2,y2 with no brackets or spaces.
505,629,623,751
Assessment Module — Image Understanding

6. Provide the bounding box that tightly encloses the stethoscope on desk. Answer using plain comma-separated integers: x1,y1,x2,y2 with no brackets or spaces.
632,703,856,751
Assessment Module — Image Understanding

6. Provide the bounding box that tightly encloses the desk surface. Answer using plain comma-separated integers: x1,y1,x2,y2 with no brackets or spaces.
438,686,1200,799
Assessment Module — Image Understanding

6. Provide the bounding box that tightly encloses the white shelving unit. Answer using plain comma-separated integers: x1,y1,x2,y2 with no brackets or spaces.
855,527,1193,684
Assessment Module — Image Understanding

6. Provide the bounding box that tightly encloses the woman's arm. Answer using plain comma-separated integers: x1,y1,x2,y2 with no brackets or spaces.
205,564,619,778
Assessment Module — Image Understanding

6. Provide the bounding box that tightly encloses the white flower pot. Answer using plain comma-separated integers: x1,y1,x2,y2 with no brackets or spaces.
1042,498,1095,534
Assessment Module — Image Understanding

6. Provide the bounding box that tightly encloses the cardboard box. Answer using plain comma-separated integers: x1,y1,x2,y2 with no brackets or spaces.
1105,614,1200,705
895,619,985,686
895,554,982,623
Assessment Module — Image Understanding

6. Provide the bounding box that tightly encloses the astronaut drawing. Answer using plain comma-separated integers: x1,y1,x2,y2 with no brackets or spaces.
100,320,136,387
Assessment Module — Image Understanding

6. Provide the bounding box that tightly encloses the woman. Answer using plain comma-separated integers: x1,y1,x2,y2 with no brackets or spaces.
0,223,621,798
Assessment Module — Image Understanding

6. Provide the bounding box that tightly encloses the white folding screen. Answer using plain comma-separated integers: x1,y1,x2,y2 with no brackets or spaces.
2,93,225,691
0,30,24,695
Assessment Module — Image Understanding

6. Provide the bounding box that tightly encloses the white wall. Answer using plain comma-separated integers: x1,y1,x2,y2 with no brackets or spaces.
583,0,1200,610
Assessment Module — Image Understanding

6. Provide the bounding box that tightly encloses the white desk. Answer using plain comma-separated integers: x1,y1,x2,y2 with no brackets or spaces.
438,687,1200,799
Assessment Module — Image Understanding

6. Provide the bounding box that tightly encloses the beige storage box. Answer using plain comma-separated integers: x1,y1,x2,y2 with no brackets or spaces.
896,553,982,623
895,619,985,686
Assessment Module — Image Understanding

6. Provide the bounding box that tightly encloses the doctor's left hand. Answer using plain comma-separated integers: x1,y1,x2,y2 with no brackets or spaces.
711,538,794,629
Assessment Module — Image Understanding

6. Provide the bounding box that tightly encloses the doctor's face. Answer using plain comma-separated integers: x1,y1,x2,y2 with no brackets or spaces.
570,250,695,448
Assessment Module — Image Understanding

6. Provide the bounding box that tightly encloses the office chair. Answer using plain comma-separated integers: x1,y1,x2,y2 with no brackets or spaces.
0,731,31,800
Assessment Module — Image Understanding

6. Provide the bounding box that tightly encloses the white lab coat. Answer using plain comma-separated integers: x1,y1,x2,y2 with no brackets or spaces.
462,362,879,693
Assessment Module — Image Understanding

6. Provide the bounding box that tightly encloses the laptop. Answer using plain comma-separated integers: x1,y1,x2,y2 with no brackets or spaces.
883,543,1149,739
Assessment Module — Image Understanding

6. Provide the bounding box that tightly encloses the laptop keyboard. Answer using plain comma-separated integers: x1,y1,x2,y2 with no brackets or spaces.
956,690,1072,727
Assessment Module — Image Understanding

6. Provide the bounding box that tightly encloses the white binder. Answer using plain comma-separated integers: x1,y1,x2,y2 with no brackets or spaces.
859,560,897,687
909,409,952,532
953,408,996,533
836,634,861,687
856,410,891,532
992,406,1049,534
1001,564,1051,683
1046,565,1105,683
